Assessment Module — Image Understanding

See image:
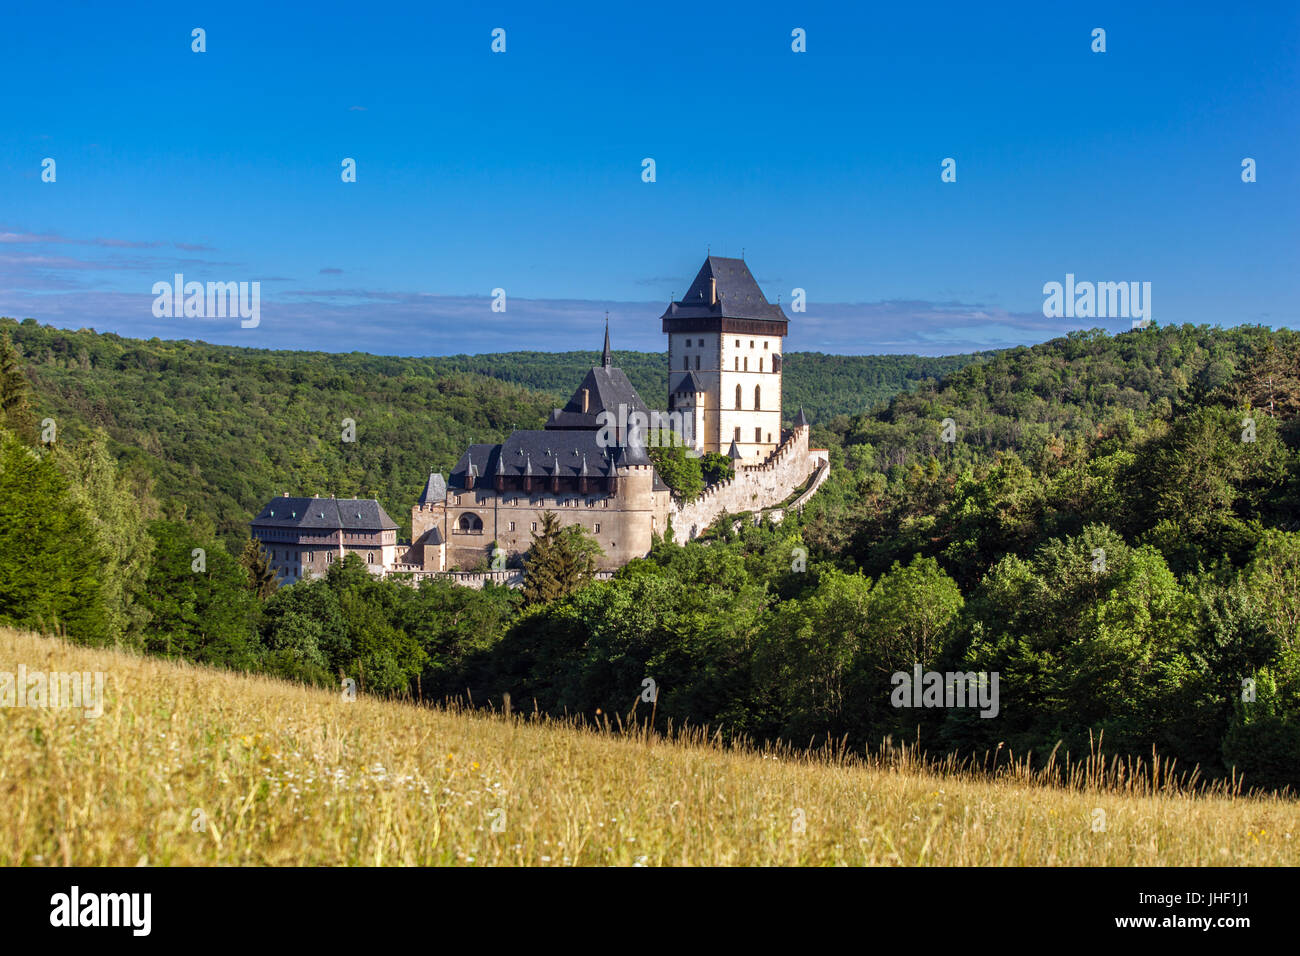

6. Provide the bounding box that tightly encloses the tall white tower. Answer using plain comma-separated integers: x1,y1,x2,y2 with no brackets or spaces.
661,256,787,462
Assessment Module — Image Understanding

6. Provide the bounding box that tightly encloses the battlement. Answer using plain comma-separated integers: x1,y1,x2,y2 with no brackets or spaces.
673,424,816,540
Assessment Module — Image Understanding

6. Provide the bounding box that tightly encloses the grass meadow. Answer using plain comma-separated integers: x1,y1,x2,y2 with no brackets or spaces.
1,627,1297,866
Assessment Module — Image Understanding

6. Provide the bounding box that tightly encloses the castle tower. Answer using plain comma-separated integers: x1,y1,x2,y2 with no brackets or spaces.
660,256,788,462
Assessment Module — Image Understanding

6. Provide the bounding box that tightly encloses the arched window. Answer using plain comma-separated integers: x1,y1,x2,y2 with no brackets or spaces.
754,385,761,409
458,512,483,532
735,384,743,409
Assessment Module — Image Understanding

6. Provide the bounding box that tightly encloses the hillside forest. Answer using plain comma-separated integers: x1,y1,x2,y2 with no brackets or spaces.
2,316,1298,791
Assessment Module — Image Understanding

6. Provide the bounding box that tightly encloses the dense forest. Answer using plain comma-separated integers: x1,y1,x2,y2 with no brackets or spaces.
2,317,1298,791
0,318,973,546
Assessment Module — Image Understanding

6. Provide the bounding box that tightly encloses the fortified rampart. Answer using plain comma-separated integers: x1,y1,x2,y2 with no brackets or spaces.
672,425,820,540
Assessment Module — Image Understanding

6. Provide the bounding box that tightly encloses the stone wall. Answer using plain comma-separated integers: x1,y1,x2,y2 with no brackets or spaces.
671,425,817,540
385,568,616,591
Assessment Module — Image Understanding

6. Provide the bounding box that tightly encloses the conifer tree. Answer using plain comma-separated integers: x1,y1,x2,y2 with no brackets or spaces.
522,511,600,604
52,430,156,645
0,427,109,640
0,332,37,443
239,537,279,599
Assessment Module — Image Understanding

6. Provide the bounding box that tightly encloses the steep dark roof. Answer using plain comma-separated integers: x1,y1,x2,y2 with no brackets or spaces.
726,439,743,460
660,256,788,324
449,430,664,491
251,497,398,531
793,406,809,428
418,472,447,505
546,364,651,431
673,370,705,394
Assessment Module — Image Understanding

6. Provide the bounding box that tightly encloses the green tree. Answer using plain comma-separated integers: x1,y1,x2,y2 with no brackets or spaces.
759,567,873,734
0,332,37,443
261,575,350,684
522,511,602,605
699,451,735,485
864,555,965,674
0,427,109,640
140,519,262,668
239,537,278,599
647,443,705,501
52,429,155,645
324,554,425,695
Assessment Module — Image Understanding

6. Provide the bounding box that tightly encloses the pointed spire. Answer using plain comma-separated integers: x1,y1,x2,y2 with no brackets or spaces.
727,439,743,460
602,313,612,368
419,471,447,504
794,405,809,428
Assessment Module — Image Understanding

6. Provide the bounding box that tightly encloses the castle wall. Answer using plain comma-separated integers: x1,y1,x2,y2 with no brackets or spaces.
438,465,673,571
672,426,815,540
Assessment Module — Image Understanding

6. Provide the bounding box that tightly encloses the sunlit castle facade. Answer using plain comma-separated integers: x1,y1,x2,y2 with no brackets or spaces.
663,256,787,463
250,495,399,583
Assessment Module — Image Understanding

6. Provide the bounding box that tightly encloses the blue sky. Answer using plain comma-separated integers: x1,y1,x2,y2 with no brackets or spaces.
1,0,1296,356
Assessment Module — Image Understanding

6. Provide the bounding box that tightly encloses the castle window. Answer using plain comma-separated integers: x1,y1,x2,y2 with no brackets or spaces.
508,521,515,531
755,384,761,409
683,357,689,370
531,521,538,532
734,357,739,370
744,357,748,371
735,384,742,408
594,523,601,534
457,512,484,533
735,339,740,347
367,553,374,564
767,432,772,443
694,355,700,370
735,426,741,442
759,358,763,372
755,427,762,443
764,341,769,349
749,340,754,348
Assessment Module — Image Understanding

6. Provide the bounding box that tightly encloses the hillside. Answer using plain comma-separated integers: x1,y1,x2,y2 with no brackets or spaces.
1,317,976,545
820,323,1300,469
3,627,1297,866
3,320,1299,795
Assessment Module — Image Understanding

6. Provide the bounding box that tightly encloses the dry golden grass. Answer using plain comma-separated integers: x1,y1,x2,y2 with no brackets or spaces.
1,626,1297,866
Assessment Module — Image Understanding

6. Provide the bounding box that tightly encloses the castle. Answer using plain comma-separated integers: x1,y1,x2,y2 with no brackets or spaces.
251,256,828,584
